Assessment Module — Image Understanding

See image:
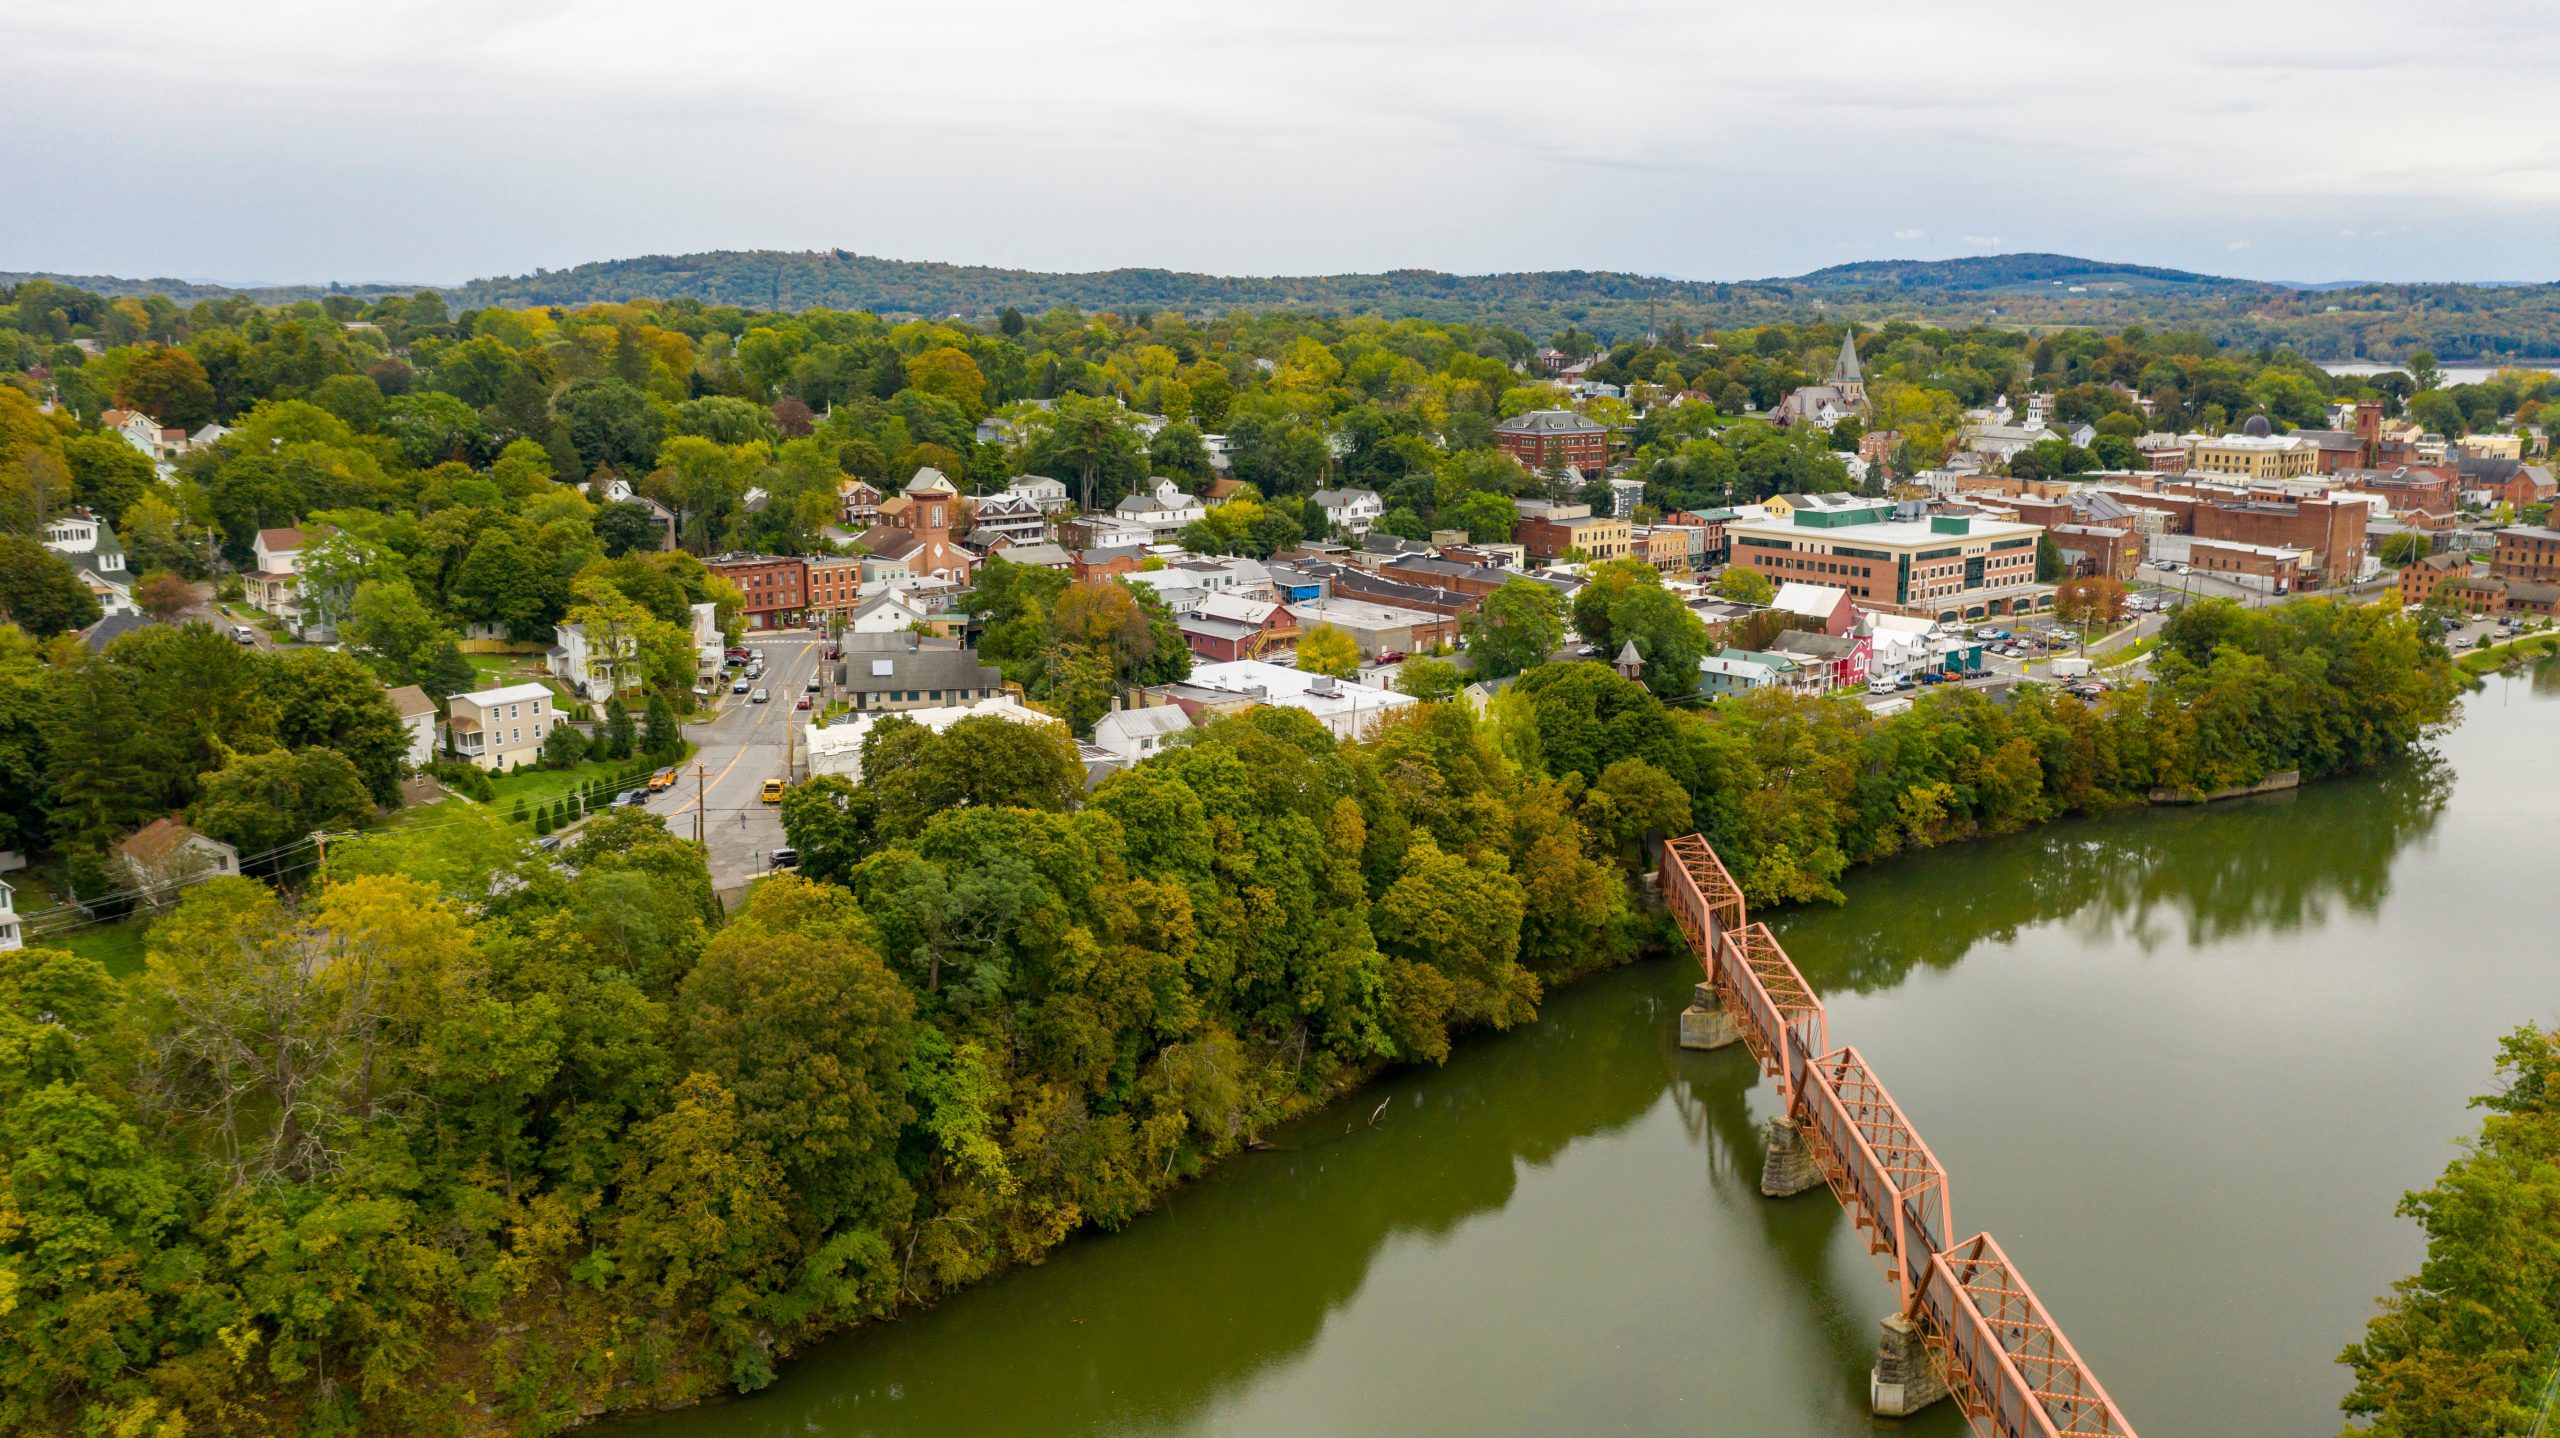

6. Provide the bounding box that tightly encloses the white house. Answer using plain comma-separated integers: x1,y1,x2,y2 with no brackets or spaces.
383,684,438,771
248,527,308,626
1090,704,1194,767
0,877,19,952
1006,474,1072,513
1112,478,1206,538
548,621,636,702
691,601,724,682
443,682,558,771
42,508,135,616
1310,487,1385,537
846,589,932,635
117,818,241,910
803,694,1059,782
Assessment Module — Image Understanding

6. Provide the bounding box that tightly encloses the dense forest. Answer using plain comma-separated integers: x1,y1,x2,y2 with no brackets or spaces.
0,594,2461,1436
10,250,2560,359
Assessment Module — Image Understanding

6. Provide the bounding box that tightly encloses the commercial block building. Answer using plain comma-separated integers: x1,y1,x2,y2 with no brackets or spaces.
2492,525,2560,585
1514,502,1632,564
705,553,807,629
1726,510,2051,622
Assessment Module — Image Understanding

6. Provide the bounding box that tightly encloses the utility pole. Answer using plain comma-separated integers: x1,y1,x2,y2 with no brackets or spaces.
691,763,708,846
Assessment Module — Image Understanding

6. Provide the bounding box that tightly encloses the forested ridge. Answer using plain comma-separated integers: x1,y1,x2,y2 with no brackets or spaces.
0,593,2458,1437
11,250,2560,359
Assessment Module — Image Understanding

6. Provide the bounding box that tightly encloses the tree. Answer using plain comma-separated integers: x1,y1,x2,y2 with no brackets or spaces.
190,747,376,867
678,878,918,1238
1449,490,1517,543
0,536,102,638
595,500,666,557
266,648,411,805
2036,534,2066,583
2405,350,2442,393
63,433,155,526
540,720,588,770
120,345,217,429
1296,623,1362,679
1396,654,1465,701
643,693,682,758
1571,559,1711,697
133,570,196,623
2053,576,2129,638
1708,566,1776,605
601,697,637,759
1463,576,1564,680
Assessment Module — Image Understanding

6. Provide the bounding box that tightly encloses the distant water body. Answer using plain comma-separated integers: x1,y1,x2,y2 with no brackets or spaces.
2317,359,2557,384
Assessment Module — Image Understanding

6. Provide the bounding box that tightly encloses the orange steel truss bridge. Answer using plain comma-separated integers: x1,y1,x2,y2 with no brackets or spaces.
1662,834,2137,1437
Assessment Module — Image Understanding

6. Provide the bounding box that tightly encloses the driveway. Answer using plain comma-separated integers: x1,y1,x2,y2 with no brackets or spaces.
643,632,822,888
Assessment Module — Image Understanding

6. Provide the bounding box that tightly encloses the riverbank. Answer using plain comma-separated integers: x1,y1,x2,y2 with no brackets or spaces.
595,667,2550,1438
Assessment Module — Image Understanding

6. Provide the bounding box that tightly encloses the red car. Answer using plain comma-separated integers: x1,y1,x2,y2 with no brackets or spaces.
796,695,813,710
826,646,841,660
1375,649,1407,664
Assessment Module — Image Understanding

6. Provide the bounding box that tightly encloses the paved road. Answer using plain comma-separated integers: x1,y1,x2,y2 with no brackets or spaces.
644,633,821,888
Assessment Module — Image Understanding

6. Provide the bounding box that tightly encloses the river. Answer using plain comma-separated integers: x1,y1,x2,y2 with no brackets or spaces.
602,669,2560,1438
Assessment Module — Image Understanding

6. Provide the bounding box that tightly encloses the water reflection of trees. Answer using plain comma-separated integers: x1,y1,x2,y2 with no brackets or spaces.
603,965,1691,1438
1774,754,2453,994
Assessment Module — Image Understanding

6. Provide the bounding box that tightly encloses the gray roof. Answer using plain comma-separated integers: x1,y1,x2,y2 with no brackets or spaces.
78,613,156,652
1493,409,1605,435
842,649,1000,693
1310,487,1382,508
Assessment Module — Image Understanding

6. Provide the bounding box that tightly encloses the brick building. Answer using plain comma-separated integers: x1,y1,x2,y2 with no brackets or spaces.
805,554,864,621
1492,410,1609,476
2190,497,2367,588
2492,525,2560,585
2396,551,2470,608
1726,510,2050,621
2188,539,2305,594
2048,523,2144,582
705,553,808,629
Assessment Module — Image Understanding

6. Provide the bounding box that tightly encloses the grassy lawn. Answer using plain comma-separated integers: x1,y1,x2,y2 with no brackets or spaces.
2457,633,2560,675
487,745,692,826
52,917,155,980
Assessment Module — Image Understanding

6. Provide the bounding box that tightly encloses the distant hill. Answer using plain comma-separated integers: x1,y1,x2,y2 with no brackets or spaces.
1779,253,2277,296
11,250,2560,361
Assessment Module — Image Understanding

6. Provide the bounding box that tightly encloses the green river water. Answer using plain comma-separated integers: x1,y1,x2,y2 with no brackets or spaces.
605,669,2560,1438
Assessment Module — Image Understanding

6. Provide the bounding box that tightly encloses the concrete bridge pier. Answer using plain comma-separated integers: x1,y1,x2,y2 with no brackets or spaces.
1759,1117,1823,1197
1678,983,1740,1050
1870,1313,1950,1416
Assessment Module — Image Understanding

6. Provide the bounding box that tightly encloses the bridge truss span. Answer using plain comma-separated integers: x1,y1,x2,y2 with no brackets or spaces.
1660,834,2135,1437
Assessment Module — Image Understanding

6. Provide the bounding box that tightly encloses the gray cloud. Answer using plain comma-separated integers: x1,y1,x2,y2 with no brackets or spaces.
4,0,2557,285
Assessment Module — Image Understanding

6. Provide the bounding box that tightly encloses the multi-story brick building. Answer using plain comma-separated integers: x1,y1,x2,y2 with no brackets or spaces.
2492,525,2560,585
1726,509,2051,622
2190,497,2367,588
2191,419,2318,480
1493,410,1609,476
2397,550,2470,608
705,553,808,629
805,554,864,621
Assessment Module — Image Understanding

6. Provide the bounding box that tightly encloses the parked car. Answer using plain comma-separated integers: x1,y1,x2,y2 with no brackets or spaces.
761,778,786,803
648,767,678,790
795,695,813,710
732,678,750,694
619,788,651,808
1894,676,1915,691
769,846,800,870
750,687,770,703
231,624,258,644
1375,649,1407,665
806,676,821,691
726,647,751,661
825,646,841,660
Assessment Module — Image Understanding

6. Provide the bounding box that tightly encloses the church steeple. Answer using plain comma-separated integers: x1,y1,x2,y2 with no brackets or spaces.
1832,331,1866,406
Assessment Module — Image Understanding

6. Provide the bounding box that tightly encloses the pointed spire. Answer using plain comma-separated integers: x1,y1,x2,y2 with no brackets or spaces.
1834,331,1863,385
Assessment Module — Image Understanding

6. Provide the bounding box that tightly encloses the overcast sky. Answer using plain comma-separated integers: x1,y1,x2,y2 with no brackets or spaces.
7,0,2559,288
